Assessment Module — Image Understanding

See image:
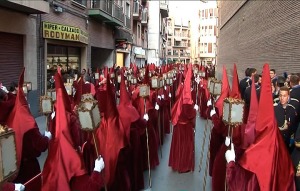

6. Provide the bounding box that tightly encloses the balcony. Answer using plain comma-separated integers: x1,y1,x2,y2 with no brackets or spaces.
124,15,131,29
89,0,124,26
160,1,168,18
0,0,49,14
133,1,141,20
141,8,148,26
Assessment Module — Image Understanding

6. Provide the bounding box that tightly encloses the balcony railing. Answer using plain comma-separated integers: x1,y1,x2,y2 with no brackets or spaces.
91,0,112,15
174,42,188,47
113,3,124,22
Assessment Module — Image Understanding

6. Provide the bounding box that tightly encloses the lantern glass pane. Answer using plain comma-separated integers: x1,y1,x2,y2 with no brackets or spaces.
78,111,93,130
214,83,222,95
151,78,158,88
0,133,17,181
95,73,99,80
231,103,244,123
42,99,52,113
223,101,230,123
92,105,101,128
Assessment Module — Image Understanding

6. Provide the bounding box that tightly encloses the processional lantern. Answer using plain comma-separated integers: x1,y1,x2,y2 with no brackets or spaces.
159,77,165,88
110,73,115,79
166,77,173,85
46,89,56,101
131,77,137,85
222,98,245,126
94,72,100,80
198,71,206,78
66,77,74,84
77,93,101,131
139,84,150,98
209,78,222,96
0,125,18,183
151,76,159,89
117,75,121,83
39,96,53,115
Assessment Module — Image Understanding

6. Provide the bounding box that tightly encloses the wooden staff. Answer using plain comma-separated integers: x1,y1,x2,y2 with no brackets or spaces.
24,173,41,186
144,98,152,189
156,89,163,158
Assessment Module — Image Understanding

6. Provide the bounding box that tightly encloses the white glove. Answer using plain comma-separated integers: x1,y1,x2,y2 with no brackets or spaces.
158,95,161,100
94,156,105,172
210,109,216,117
194,104,199,110
143,113,149,121
0,85,8,93
15,183,25,191
225,144,235,163
44,131,52,140
161,94,165,99
225,136,231,147
51,111,56,119
164,86,167,90
155,103,159,110
169,93,172,98
207,99,212,106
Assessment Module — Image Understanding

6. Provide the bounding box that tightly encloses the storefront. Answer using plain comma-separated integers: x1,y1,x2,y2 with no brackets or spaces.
42,21,88,89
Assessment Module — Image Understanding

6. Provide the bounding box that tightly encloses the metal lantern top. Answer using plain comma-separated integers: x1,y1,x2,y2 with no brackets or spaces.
81,93,94,102
209,78,222,96
66,77,74,84
39,96,53,115
0,125,18,183
222,98,245,126
139,84,150,97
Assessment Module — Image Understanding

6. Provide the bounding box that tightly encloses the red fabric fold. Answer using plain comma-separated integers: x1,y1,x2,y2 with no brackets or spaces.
215,66,229,117
229,63,241,99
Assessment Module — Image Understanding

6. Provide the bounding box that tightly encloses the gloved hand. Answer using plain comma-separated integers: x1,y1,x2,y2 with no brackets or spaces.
161,94,165,99
169,93,172,98
225,136,231,147
207,99,212,106
158,95,161,100
0,85,8,93
15,183,25,191
225,144,235,163
51,111,56,119
94,156,105,172
210,108,216,117
194,104,199,110
155,103,159,110
45,131,52,140
143,113,149,121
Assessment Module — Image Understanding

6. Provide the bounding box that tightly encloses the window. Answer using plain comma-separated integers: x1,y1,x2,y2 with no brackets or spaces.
202,10,204,18
73,0,87,7
208,43,212,53
126,2,130,16
137,24,141,38
209,9,213,17
205,9,208,18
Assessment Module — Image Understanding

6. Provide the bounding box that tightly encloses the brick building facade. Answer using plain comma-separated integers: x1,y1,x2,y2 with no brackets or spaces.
217,1,300,78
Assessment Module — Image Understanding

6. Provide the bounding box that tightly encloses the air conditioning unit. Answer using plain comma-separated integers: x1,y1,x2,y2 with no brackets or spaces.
54,6,63,13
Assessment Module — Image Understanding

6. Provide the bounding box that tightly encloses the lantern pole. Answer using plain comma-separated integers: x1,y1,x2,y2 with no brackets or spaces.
144,97,152,189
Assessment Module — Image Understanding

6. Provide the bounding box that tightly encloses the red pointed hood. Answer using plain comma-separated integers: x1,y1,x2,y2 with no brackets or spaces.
215,66,230,117
73,77,83,107
6,68,37,167
239,64,295,191
229,63,241,99
55,67,72,113
42,71,86,191
183,64,193,105
241,76,258,149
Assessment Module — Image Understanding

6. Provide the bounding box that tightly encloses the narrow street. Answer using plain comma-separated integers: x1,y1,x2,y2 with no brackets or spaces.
36,114,212,191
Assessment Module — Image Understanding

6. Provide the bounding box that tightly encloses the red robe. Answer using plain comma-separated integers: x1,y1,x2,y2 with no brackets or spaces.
13,128,49,191
70,171,104,191
169,104,196,172
1,183,14,191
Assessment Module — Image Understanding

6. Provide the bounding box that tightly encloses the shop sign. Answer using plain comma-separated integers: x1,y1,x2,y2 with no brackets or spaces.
43,22,88,44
